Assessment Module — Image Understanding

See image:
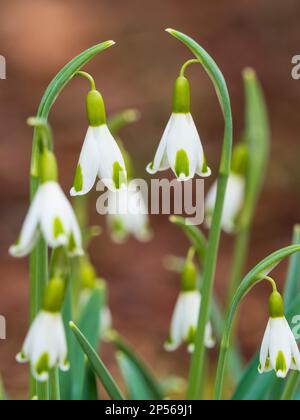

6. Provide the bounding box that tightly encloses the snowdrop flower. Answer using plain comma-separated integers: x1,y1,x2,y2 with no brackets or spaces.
71,73,127,195
165,250,215,352
205,143,247,234
16,277,69,382
147,62,211,181
10,150,83,258
107,181,151,243
259,289,300,378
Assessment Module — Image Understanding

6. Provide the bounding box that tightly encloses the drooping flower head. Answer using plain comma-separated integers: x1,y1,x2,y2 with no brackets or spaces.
17,277,69,381
107,180,152,244
147,60,211,181
205,143,247,234
259,288,300,378
71,72,127,195
165,249,215,353
10,149,83,257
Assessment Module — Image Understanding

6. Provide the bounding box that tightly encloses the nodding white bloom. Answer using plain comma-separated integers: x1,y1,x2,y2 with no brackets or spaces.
205,173,245,234
205,144,247,234
147,75,211,181
17,278,69,382
71,89,127,195
101,306,113,339
165,252,215,352
107,181,152,243
259,291,300,378
10,151,83,257
10,150,83,258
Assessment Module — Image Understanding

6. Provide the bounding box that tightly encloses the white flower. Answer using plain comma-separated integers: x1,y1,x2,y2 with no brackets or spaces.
259,317,300,378
147,113,211,181
101,306,113,338
70,125,127,195
107,182,151,243
205,173,245,234
16,311,69,382
10,181,83,257
165,291,215,353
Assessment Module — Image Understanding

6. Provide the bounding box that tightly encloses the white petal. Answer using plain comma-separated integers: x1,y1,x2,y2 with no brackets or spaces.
259,320,271,373
95,125,127,191
205,173,245,234
70,127,101,196
40,183,70,248
9,187,43,257
205,321,216,349
166,114,199,181
147,116,172,174
187,114,211,178
269,318,292,378
285,319,300,371
165,293,187,352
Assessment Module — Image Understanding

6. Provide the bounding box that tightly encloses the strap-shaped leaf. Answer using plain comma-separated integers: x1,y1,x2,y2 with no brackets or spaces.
70,322,124,401
112,334,163,400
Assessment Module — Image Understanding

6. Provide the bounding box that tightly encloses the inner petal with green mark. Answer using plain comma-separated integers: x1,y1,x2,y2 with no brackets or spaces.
35,352,50,377
186,325,196,346
175,149,190,179
276,351,287,376
112,162,127,189
53,217,65,239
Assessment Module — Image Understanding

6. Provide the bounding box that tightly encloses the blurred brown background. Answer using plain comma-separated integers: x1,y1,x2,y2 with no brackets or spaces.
1,0,300,399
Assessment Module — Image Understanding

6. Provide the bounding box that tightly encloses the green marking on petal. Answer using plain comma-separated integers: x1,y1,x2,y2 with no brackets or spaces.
111,217,126,235
276,351,287,376
112,162,126,190
68,232,76,253
53,217,64,239
149,161,154,171
186,326,196,346
202,154,209,174
175,149,189,179
35,353,50,377
73,164,83,193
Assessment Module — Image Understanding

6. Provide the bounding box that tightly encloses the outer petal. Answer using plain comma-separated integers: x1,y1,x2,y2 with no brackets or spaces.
9,187,43,257
165,293,186,351
40,183,70,248
188,114,211,178
70,127,101,196
258,320,271,374
269,318,292,378
147,116,172,174
285,319,300,371
205,321,216,349
205,173,245,234
95,125,127,191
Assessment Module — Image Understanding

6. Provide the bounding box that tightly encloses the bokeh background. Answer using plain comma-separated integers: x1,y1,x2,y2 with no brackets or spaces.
1,0,300,399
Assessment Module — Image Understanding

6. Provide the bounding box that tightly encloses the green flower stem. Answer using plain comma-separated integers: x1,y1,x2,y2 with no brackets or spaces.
28,41,114,400
75,71,96,90
179,59,200,77
281,372,300,401
50,369,61,401
214,245,300,400
166,29,233,400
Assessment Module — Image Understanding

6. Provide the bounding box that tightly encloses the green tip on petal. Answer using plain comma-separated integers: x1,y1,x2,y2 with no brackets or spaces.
269,291,285,318
112,162,127,190
53,217,65,240
276,351,287,378
73,164,83,193
186,326,196,346
35,353,50,379
175,149,190,179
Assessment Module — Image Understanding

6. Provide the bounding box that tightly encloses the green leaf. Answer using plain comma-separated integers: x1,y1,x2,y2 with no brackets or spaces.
82,361,98,401
112,334,163,400
70,322,124,400
232,295,300,400
71,286,104,400
214,244,300,400
169,216,207,266
0,376,6,401
284,225,300,307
